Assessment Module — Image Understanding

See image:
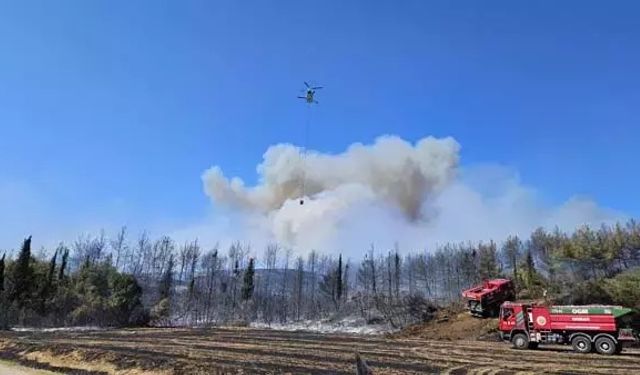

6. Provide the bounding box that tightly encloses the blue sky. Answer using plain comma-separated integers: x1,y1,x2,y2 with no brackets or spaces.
1,1,639,249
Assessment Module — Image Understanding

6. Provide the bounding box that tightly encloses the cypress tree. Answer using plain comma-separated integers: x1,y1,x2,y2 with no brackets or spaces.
387,251,393,299
336,254,343,302
525,249,536,284
58,247,69,281
159,254,175,300
0,253,5,293
343,262,349,302
234,259,240,277
38,250,58,314
369,248,377,294
11,236,34,307
241,258,255,301
0,253,6,330
47,250,58,287
394,251,401,299
188,277,195,298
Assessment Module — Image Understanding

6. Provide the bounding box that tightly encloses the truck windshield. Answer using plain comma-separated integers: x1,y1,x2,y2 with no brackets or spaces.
501,308,513,320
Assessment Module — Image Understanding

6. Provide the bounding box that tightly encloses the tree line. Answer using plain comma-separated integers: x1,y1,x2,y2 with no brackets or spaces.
1,219,639,330
0,236,146,329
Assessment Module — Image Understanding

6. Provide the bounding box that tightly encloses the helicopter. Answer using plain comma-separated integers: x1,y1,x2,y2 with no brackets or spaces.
298,81,322,104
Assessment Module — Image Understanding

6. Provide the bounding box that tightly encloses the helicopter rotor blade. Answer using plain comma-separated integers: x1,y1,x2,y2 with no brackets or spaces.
312,86,323,90
304,81,310,88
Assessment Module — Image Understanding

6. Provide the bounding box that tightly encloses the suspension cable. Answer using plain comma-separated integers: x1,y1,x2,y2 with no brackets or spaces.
300,103,312,204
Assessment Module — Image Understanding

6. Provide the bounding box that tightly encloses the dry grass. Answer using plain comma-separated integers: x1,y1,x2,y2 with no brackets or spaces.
0,327,639,374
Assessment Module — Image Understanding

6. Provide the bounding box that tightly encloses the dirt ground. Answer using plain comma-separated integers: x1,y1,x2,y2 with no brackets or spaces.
0,360,59,375
394,310,500,341
1,327,639,375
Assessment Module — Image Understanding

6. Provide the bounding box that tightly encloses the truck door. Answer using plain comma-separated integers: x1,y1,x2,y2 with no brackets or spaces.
500,306,515,330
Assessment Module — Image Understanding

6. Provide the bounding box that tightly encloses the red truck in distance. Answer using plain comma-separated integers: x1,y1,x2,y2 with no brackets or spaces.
462,278,515,318
499,301,640,355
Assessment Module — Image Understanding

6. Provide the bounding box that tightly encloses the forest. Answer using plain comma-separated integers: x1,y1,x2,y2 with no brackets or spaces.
1,219,640,330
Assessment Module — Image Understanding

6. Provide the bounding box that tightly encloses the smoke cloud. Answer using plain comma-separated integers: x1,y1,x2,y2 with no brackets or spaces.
200,135,623,256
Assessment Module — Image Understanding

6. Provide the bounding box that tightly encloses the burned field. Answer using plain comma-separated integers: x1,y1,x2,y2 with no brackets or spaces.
1,328,639,375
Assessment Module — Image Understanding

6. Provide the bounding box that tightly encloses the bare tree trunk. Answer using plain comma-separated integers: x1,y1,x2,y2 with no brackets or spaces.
110,226,128,272
294,257,304,321
369,245,377,296
343,262,350,303
132,232,150,277
307,251,318,319
387,252,392,301
394,248,401,299
279,249,291,323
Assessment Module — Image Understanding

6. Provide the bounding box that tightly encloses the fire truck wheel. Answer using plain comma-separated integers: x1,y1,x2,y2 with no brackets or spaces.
511,333,529,350
594,336,616,355
614,343,623,354
571,335,592,354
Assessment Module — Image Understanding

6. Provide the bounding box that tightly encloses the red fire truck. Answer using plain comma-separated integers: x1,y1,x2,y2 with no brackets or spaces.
462,279,515,318
499,301,640,355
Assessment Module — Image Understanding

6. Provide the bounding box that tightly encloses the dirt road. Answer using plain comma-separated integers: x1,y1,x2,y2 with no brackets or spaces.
1,327,639,374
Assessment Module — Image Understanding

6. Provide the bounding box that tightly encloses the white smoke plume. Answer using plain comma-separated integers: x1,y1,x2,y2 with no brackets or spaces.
200,135,623,256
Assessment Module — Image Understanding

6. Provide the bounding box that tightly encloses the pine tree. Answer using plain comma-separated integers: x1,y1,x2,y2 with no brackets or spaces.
241,258,255,301
502,236,521,283
478,241,499,279
151,254,175,325
11,236,34,307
